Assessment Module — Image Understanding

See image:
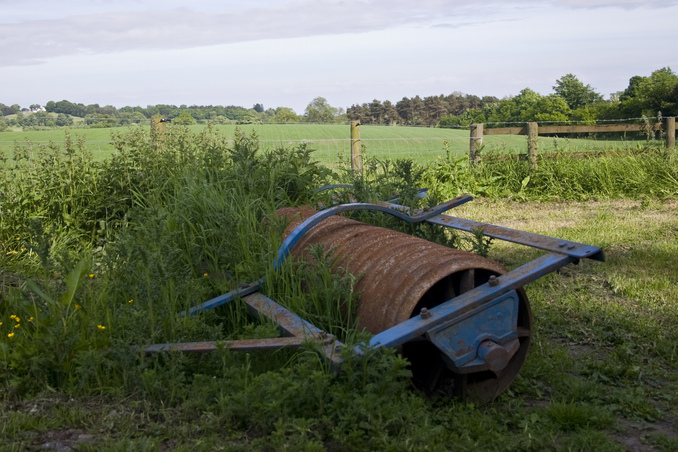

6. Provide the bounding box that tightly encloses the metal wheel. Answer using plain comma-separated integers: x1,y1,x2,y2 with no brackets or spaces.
401,271,532,403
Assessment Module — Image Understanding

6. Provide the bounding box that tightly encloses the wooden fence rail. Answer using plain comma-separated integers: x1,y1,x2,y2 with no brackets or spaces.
471,117,676,167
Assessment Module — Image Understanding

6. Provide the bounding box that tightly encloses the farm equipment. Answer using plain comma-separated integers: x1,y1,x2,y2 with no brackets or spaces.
145,193,604,402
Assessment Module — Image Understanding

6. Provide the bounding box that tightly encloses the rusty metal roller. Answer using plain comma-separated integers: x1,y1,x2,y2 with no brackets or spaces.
277,205,532,400
278,206,511,332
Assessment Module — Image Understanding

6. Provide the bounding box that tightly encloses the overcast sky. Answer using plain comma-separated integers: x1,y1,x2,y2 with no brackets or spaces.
1,0,677,113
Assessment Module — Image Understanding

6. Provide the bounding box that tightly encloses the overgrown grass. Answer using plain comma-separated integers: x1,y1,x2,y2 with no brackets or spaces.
1,125,677,450
423,145,678,201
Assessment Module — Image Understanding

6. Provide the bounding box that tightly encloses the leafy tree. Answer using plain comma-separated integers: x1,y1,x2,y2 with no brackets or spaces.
439,108,486,128
173,112,196,125
396,96,426,125
85,114,117,128
368,99,384,124
49,100,87,117
19,111,56,128
253,103,264,113
0,103,19,116
553,74,604,110
487,88,570,124
619,75,645,103
271,107,300,123
237,112,261,124
382,100,399,125
423,96,448,126
55,113,74,127
304,97,342,123
117,112,146,125
395,97,414,124
619,67,678,117
347,104,366,123
221,106,250,121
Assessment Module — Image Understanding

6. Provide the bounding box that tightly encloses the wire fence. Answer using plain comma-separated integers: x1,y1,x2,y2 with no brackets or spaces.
1,120,673,169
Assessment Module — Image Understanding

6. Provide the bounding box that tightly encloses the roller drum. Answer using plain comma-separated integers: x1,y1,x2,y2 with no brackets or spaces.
277,206,531,401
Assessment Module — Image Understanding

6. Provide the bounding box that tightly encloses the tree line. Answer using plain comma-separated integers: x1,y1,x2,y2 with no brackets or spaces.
347,68,678,127
1,67,676,132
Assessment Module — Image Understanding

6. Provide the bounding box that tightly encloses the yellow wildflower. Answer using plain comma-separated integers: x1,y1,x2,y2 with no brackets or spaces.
89,274,95,278
75,304,82,310
128,299,133,304
9,315,16,320
97,325,106,330
28,317,34,322
203,272,208,277
14,324,20,328
14,316,20,322
7,332,14,338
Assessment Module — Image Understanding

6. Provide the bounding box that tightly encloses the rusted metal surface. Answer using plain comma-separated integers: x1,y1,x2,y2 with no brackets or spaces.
243,292,325,338
242,292,344,367
144,337,309,354
277,206,511,334
428,215,605,261
369,252,570,349
274,196,473,269
277,205,539,402
147,291,343,365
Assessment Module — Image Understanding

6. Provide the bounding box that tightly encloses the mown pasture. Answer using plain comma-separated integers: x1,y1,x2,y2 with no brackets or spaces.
0,126,676,450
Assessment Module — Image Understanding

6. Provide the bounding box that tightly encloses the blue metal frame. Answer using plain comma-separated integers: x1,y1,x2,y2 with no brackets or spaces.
148,194,604,375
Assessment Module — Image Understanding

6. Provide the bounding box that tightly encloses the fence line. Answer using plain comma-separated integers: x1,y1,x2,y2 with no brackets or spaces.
470,118,677,168
2,118,676,169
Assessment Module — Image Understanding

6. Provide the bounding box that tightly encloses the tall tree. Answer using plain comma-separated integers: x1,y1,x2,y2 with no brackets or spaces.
411,96,425,125
304,97,341,123
553,74,603,110
382,100,399,125
423,96,448,126
368,99,384,124
487,88,570,123
396,97,414,124
271,107,300,123
619,67,678,117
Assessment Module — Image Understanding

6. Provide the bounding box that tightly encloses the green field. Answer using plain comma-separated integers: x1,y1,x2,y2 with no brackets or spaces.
0,124,657,166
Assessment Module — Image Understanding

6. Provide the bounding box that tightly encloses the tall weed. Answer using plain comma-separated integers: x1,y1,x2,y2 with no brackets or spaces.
424,146,678,202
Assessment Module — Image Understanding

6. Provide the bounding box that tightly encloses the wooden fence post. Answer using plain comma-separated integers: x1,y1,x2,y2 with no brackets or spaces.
526,122,538,169
351,120,362,172
150,115,167,144
666,117,676,149
469,123,483,166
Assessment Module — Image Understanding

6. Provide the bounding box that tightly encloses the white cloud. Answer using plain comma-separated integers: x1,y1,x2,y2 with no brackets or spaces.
2,0,675,67
1,0,676,111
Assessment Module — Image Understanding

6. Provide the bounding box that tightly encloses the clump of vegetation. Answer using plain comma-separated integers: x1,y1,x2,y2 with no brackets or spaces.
1,125,677,450
423,144,678,201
